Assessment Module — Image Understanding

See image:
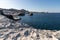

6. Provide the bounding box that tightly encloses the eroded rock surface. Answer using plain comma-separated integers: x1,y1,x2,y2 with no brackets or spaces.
0,15,60,40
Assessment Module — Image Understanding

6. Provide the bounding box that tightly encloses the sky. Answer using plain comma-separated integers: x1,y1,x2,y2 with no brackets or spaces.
0,0,60,12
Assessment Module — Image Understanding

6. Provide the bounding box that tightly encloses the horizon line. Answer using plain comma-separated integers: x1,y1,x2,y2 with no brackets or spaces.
0,8,60,13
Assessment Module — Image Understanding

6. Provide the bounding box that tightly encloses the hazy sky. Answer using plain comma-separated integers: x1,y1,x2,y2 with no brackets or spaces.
0,0,60,12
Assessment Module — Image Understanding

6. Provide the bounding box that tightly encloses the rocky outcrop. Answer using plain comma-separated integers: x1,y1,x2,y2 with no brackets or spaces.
29,12,33,16
2,8,26,16
0,10,21,21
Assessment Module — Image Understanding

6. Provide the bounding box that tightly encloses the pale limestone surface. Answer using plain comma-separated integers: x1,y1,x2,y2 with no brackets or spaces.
0,15,60,40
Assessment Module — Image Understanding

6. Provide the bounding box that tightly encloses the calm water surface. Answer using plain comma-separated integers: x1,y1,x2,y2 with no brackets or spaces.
20,13,60,30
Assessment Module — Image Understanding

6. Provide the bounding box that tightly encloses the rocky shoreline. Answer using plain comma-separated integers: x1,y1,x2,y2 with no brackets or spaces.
0,8,60,40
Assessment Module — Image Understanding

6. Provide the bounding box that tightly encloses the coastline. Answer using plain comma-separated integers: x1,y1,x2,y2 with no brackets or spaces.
0,14,60,40
0,8,60,40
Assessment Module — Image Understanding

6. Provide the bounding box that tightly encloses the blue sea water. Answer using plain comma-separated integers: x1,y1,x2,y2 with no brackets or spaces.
20,13,60,30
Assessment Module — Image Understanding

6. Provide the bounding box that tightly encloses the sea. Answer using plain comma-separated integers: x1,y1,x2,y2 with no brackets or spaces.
19,13,60,30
